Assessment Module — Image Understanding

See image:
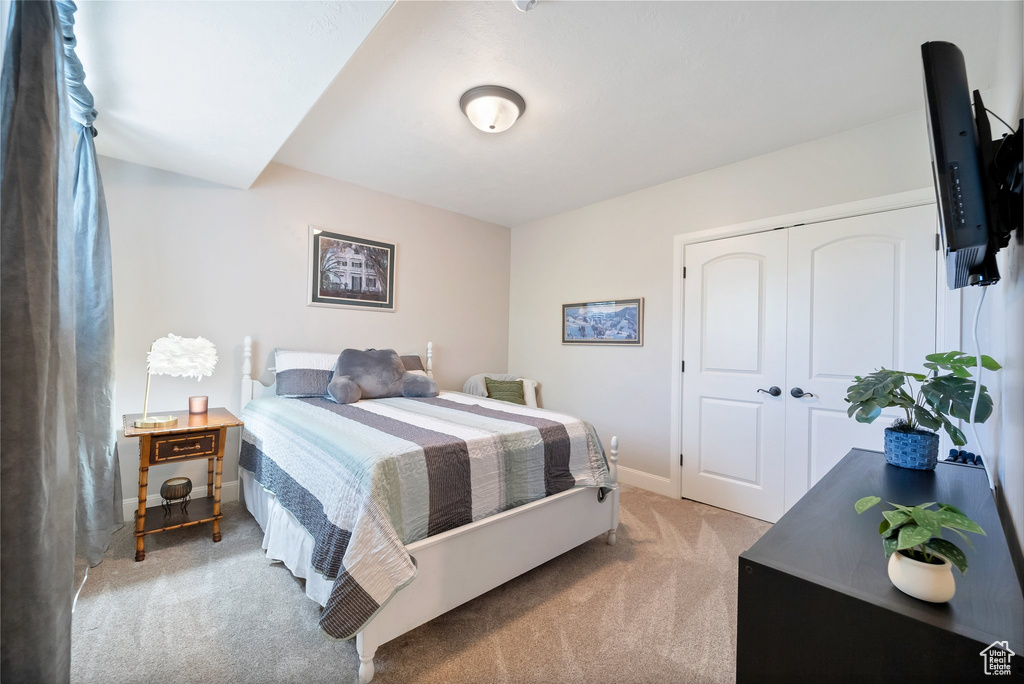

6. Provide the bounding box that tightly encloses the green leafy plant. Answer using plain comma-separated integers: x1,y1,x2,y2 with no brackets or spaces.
845,351,1001,446
854,496,986,573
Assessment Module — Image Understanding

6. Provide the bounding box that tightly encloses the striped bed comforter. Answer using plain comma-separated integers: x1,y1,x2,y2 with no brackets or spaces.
239,391,613,640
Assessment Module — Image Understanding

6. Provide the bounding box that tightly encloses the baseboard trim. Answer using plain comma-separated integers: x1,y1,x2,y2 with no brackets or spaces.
121,480,239,521
617,466,675,498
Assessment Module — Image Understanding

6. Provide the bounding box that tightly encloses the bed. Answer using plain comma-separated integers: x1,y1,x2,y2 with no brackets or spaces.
237,337,620,683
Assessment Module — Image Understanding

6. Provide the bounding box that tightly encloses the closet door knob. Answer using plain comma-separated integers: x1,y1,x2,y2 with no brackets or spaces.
757,386,782,397
790,387,815,398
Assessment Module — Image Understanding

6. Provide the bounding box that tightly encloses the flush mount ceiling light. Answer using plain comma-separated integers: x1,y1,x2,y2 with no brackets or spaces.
459,86,526,133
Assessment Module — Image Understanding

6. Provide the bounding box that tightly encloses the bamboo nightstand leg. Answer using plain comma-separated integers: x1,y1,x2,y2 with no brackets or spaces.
207,456,214,498
135,466,148,561
212,436,224,543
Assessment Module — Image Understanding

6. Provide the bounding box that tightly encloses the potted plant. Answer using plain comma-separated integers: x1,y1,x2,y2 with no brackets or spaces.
854,496,985,602
844,351,1000,470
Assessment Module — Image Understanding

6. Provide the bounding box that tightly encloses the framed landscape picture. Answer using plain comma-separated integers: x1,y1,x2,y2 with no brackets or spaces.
308,226,396,311
562,298,644,346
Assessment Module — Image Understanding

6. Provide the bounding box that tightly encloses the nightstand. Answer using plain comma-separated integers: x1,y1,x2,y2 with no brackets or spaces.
122,408,243,561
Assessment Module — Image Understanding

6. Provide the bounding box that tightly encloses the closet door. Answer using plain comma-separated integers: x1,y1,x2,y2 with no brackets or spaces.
783,205,938,510
681,230,789,522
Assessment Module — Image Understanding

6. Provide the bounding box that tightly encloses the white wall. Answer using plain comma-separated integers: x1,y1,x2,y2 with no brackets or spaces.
955,3,1023,558
993,193,1024,557
509,110,934,483
510,16,1024,558
104,158,510,517
986,1,1023,555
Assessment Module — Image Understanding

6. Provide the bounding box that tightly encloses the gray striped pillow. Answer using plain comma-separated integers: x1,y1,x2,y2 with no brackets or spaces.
274,349,338,397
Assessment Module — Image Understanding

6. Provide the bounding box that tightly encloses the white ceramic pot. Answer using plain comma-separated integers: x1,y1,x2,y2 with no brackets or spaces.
887,550,956,603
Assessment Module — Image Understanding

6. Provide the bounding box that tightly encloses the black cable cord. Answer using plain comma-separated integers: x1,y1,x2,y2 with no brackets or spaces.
985,108,1016,134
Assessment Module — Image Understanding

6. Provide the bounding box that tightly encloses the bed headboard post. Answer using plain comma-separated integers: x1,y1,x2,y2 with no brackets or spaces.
241,335,253,409
608,436,619,485
426,341,434,380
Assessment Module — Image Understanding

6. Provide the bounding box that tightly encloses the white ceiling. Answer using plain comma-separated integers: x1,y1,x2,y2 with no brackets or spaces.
79,1,1008,225
275,0,1006,226
75,0,392,189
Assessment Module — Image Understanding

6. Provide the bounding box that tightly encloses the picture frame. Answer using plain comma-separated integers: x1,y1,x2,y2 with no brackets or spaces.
562,298,644,346
308,226,396,311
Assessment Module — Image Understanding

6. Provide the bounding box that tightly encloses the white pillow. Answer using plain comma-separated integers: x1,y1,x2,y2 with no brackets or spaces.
463,373,538,408
516,379,539,408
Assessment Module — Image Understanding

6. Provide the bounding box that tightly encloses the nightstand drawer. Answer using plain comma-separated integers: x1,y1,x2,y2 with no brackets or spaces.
151,430,219,463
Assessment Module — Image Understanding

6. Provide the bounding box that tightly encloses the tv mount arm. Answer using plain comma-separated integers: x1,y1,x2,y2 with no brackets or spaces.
970,90,1023,287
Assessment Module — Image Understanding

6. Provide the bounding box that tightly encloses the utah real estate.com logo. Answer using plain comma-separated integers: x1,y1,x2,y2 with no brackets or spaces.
980,641,1015,676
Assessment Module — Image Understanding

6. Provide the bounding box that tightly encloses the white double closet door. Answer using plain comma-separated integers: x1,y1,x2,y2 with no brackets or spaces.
680,205,938,522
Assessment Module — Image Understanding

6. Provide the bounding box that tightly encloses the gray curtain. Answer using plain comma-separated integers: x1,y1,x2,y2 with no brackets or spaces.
1,0,119,680
57,0,122,568
1,1,78,681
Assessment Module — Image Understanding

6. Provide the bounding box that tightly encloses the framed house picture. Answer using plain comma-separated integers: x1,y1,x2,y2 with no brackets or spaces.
308,226,396,311
562,298,643,345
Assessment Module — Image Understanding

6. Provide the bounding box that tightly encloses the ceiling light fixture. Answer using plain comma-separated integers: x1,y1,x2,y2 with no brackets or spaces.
459,86,526,133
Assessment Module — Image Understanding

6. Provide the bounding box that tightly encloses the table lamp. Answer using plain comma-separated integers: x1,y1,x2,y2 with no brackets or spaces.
135,334,218,428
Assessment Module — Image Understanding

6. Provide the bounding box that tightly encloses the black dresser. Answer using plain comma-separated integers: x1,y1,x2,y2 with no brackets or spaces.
737,449,1023,683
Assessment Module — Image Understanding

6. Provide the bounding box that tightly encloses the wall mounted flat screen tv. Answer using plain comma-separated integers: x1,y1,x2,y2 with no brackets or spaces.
922,41,1021,289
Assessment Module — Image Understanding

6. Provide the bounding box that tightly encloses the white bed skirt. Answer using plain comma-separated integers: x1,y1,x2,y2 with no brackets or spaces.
239,468,333,607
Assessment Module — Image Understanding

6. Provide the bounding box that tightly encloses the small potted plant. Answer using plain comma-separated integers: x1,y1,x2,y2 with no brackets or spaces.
844,351,1000,470
855,496,985,602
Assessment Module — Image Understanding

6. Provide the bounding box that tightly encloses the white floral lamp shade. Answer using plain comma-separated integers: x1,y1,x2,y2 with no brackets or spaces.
147,334,218,379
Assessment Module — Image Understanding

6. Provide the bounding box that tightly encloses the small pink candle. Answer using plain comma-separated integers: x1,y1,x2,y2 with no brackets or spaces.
189,396,208,415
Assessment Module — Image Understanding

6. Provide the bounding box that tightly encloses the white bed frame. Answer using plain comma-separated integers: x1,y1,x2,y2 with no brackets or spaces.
239,337,620,683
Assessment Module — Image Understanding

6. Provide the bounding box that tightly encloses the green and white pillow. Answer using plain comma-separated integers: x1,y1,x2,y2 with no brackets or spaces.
484,377,526,405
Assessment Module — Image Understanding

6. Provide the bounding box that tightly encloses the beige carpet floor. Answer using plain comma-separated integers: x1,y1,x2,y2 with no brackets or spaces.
71,485,770,684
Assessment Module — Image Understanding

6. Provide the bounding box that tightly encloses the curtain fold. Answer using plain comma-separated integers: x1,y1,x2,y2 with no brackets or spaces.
2,0,119,679
1,1,78,681
56,0,123,567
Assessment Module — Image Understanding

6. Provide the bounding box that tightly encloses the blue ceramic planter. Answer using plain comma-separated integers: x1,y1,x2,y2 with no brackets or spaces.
884,428,939,470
